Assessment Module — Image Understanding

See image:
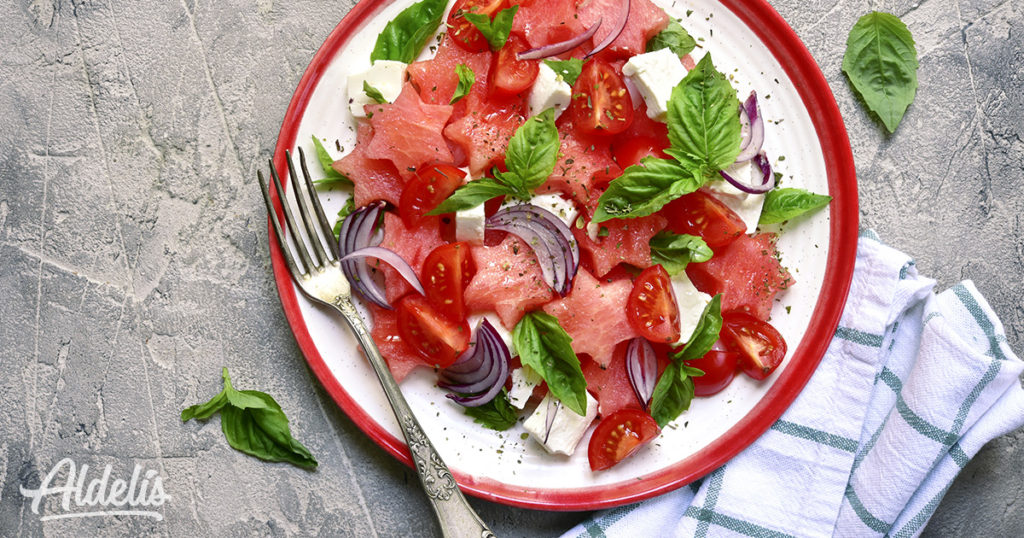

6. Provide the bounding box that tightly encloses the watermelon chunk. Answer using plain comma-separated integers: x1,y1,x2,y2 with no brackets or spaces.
542,268,638,368
368,303,427,382
537,118,620,207
407,37,492,113
365,84,454,179
377,212,446,304
577,0,670,59
574,192,668,277
332,121,405,207
511,0,586,50
443,93,526,177
686,233,794,321
464,235,555,329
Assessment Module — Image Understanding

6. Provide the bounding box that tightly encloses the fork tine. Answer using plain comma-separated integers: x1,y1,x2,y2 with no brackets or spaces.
257,169,304,281
268,158,315,275
297,147,340,262
286,150,330,269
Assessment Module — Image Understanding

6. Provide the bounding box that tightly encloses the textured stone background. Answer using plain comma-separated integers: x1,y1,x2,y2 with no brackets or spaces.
1,0,1021,535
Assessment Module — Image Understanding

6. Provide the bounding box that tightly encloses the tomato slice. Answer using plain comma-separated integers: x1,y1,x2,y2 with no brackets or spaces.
570,59,634,135
447,0,508,52
587,409,660,471
611,135,669,169
490,33,538,96
627,265,681,344
661,191,746,248
687,350,739,396
399,162,465,227
422,242,476,321
397,294,472,368
720,311,787,380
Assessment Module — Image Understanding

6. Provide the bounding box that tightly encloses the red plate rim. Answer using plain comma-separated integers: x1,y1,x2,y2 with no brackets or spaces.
269,0,858,511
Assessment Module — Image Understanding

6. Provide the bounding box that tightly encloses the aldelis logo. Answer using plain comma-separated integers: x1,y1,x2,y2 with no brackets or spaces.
20,458,171,521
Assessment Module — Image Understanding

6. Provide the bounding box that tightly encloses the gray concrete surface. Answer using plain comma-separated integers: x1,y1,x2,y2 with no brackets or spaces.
0,0,1021,535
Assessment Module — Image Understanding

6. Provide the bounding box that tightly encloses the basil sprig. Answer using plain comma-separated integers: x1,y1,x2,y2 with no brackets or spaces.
672,294,723,361
759,188,833,224
842,12,918,133
595,53,741,221
464,389,518,430
543,58,584,86
311,135,351,187
451,64,475,104
430,108,560,214
363,81,387,104
646,19,696,58
463,5,518,51
649,232,712,276
181,368,318,469
650,295,723,427
513,312,589,416
370,0,448,64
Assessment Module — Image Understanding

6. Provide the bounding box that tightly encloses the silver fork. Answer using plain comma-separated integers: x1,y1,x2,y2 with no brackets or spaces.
257,148,494,538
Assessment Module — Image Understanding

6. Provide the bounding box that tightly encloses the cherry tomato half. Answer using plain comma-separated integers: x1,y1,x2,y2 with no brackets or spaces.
570,59,634,136
719,311,787,380
611,135,669,169
661,191,746,248
397,294,472,368
490,33,538,96
588,409,660,471
447,0,508,52
422,242,476,322
627,265,681,344
399,162,465,227
687,350,739,396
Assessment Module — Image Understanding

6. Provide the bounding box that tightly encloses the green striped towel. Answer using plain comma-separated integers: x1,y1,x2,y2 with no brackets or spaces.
562,232,1024,537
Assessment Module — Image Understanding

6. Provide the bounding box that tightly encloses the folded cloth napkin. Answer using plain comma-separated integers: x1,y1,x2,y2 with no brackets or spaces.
561,231,1024,538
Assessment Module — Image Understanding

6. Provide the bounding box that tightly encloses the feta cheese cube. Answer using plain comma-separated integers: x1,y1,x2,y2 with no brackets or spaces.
523,193,579,228
529,63,572,120
523,392,599,455
671,273,713,345
455,203,487,245
585,220,601,241
622,48,689,122
706,161,766,234
508,365,543,409
347,60,408,118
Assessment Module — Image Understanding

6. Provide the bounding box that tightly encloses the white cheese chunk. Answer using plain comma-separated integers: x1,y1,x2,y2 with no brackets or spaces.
528,63,572,120
671,273,713,345
622,48,689,122
455,204,487,245
522,193,579,229
347,60,408,118
706,161,766,234
467,313,514,353
523,392,599,456
508,365,543,409
585,221,601,241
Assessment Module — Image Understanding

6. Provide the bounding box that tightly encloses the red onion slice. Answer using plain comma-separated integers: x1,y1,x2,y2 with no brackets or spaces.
341,246,426,297
719,152,774,194
543,397,560,444
487,205,580,296
585,0,631,59
338,202,390,308
735,91,764,163
626,337,657,410
440,319,511,407
517,19,602,60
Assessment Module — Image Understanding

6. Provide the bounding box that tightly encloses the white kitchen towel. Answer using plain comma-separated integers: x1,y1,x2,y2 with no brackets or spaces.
561,231,1024,538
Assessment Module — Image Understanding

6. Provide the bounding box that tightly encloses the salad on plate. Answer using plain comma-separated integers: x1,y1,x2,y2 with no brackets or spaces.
317,0,831,471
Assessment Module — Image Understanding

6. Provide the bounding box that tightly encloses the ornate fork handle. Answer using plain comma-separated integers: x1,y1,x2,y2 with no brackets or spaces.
334,298,495,538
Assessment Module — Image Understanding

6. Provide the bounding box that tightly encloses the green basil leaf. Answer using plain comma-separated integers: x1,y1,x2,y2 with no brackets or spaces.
646,19,696,58
311,135,352,187
842,12,918,133
649,231,712,275
759,188,833,224
370,0,448,63
463,390,518,431
503,108,560,194
363,81,387,104
543,58,584,85
665,53,742,176
451,64,475,104
649,362,696,427
673,294,722,361
181,390,227,421
464,5,518,51
513,312,588,416
593,157,702,222
333,198,356,240
428,178,515,215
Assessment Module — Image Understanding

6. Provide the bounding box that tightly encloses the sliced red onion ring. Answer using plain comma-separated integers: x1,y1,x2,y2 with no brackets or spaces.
341,246,426,298
439,319,511,407
338,202,390,308
626,337,657,410
543,397,560,444
486,204,580,296
585,0,631,59
517,19,602,60
719,152,774,194
735,91,764,163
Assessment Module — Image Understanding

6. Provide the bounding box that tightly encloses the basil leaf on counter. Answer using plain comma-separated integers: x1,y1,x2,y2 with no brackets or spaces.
370,0,448,63
666,53,741,176
502,108,560,194
842,12,918,133
593,157,702,222
543,58,584,85
463,390,518,431
363,81,387,104
451,64,475,104
759,188,833,224
428,178,514,215
311,135,352,187
650,362,697,427
464,5,518,51
513,312,588,416
649,232,712,275
672,294,722,361
646,19,696,58
181,368,318,469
